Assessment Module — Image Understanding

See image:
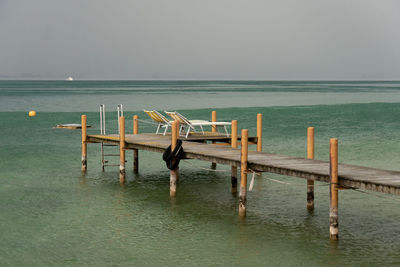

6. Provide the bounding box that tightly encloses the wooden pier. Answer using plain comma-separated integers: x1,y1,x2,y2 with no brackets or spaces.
80,112,400,240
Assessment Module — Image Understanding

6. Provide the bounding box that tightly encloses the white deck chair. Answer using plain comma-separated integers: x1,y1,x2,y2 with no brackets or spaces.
165,111,231,138
143,110,172,135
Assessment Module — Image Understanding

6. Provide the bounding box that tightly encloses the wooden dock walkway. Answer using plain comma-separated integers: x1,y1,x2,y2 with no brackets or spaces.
79,112,400,240
88,133,400,195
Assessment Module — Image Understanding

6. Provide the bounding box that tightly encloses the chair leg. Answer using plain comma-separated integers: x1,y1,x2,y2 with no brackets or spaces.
156,124,161,134
200,125,204,134
224,126,229,137
186,127,190,138
163,125,169,135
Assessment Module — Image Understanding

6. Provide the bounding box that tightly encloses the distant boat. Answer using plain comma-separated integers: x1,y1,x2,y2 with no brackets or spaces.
66,77,74,81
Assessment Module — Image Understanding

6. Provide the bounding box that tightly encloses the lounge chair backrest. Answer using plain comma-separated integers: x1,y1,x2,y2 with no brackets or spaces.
144,110,168,123
165,111,192,126
152,110,171,124
175,112,193,126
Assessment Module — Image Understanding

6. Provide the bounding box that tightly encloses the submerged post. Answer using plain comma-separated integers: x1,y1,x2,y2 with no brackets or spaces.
257,113,262,152
133,115,139,174
307,127,315,210
170,120,179,197
81,115,87,172
211,110,217,169
231,120,238,193
119,116,126,184
239,129,248,217
330,138,339,240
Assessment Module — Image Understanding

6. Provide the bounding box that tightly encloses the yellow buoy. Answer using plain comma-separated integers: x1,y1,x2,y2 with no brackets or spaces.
29,110,36,117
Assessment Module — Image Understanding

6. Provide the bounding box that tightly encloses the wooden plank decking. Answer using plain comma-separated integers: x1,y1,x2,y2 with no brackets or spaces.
87,133,400,196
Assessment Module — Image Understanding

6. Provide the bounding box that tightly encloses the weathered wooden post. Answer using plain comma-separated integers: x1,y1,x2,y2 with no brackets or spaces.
239,129,248,217
231,120,238,193
307,127,315,210
211,110,217,169
81,115,87,172
174,121,180,183
119,116,126,184
211,110,217,133
330,138,339,240
257,113,262,152
170,120,179,197
133,115,139,174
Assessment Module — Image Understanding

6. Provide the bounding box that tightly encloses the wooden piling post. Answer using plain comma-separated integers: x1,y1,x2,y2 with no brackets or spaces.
81,115,87,172
307,127,315,210
257,113,262,152
133,115,139,174
231,120,238,193
239,129,248,217
211,110,217,133
330,138,339,240
119,116,126,184
170,120,179,197
211,110,217,169
174,121,180,183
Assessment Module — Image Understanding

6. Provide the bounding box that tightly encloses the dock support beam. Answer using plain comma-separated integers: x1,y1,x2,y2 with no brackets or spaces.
170,121,179,197
257,113,262,152
231,120,238,193
239,129,248,217
119,116,126,184
81,115,87,172
307,127,315,210
133,115,139,174
211,110,217,169
330,138,339,240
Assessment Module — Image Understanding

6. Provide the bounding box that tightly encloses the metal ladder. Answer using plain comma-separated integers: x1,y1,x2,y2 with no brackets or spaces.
100,104,124,171
117,104,124,134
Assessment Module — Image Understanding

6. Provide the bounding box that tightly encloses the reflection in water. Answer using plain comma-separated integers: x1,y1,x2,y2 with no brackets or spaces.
79,173,87,186
329,239,339,257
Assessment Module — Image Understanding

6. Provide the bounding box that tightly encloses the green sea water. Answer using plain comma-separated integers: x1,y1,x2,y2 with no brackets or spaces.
1,81,400,266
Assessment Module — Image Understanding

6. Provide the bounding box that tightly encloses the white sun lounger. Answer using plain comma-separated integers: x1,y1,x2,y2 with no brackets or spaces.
164,111,231,138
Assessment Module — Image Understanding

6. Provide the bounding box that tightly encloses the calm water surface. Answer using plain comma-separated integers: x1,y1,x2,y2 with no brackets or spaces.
1,81,400,266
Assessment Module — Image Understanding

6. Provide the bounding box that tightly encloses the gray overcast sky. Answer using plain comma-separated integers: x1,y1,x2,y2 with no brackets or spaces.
0,0,399,80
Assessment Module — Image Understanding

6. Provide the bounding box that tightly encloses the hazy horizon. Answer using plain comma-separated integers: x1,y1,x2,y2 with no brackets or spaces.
1,78,400,81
